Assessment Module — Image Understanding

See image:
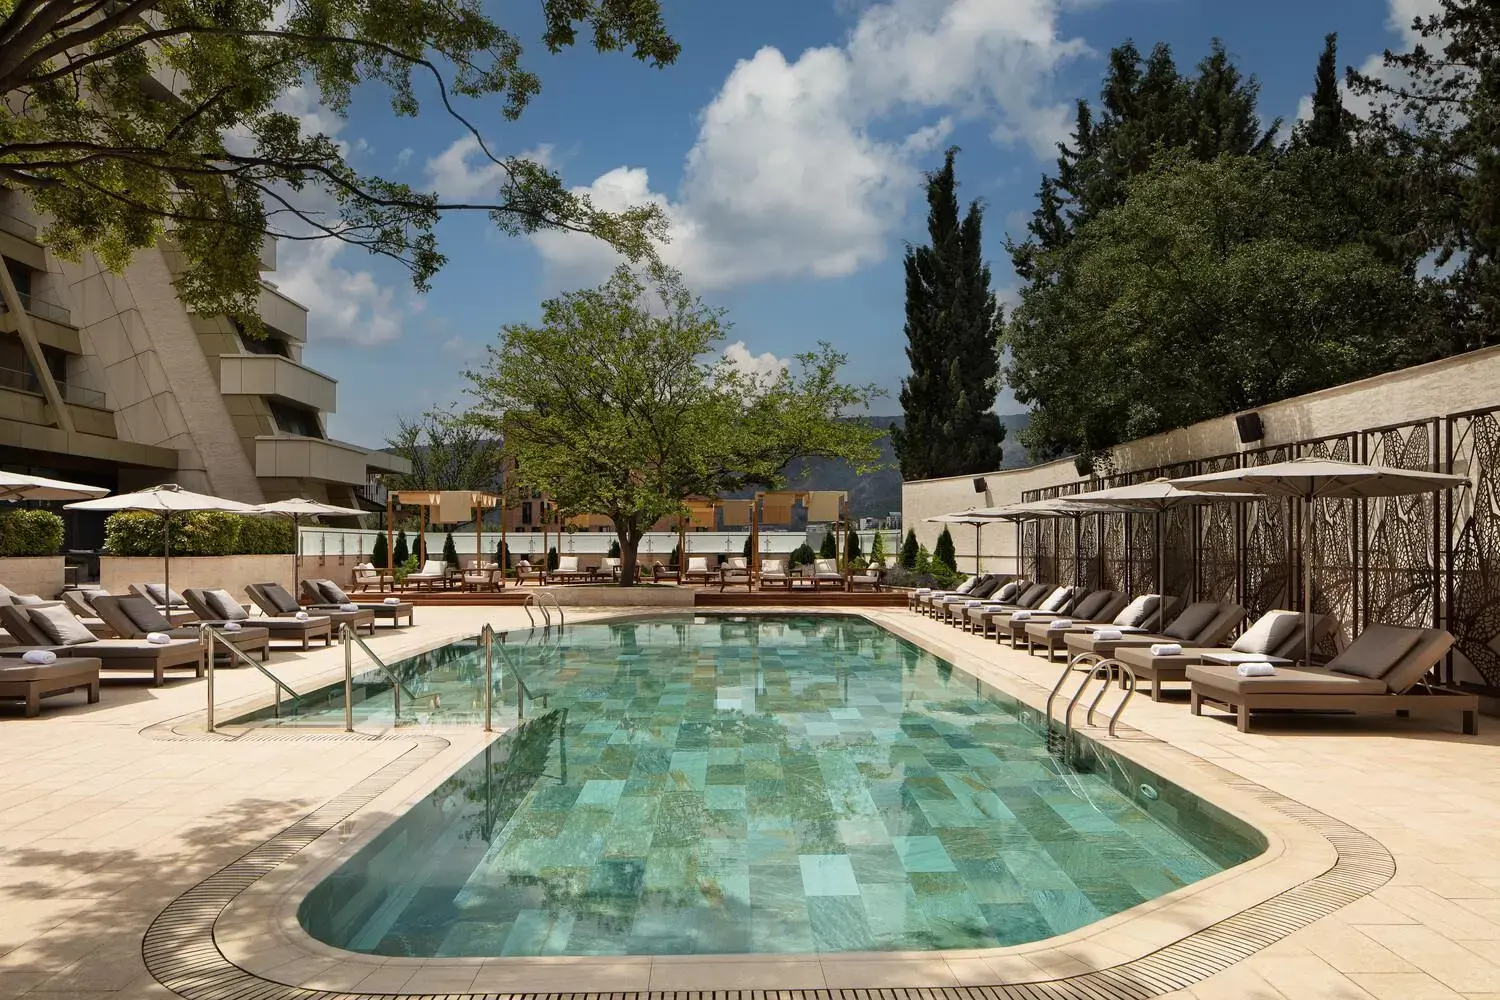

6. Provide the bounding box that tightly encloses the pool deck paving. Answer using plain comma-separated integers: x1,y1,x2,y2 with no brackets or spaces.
0,604,1497,999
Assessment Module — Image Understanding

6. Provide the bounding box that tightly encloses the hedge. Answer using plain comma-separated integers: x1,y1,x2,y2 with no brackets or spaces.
0,509,64,556
104,511,294,556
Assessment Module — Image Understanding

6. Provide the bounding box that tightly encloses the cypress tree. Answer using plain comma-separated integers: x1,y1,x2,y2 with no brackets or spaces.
819,530,838,559
442,530,459,568
1305,33,1351,152
933,527,957,572
900,529,919,569
742,536,752,559
547,546,560,571
393,529,409,566
845,527,863,563
1189,39,1276,159
893,148,1004,481
870,529,888,568
372,532,388,568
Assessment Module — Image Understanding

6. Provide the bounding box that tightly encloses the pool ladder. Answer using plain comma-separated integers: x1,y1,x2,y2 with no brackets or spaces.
523,590,564,629
202,625,302,732
340,623,440,732
1044,651,1138,740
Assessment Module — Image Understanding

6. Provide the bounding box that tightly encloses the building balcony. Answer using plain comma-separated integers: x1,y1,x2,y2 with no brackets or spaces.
256,282,307,342
0,375,115,438
255,435,411,486
218,354,336,414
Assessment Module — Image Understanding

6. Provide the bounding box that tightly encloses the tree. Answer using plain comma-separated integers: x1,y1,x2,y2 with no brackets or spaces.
441,530,458,568
494,540,509,568
393,529,409,566
547,546,559,571
742,536,752,560
609,539,622,559
669,542,681,569
869,528,888,568
789,543,816,567
819,530,838,559
371,531,388,569
385,409,506,493
1303,34,1352,152
900,529,919,569
464,266,882,585
892,148,1004,480
0,2,677,332
845,526,863,563
933,528,957,572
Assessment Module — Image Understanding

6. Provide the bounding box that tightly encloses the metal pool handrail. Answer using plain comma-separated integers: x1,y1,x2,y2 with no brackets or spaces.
523,590,564,629
340,623,432,731
202,624,301,732
1047,651,1138,740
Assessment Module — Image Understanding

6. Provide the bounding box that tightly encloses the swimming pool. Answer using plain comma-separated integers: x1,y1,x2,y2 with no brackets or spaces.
294,614,1264,957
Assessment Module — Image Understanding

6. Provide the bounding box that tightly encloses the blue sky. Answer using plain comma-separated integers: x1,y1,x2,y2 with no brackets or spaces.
288,0,1430,449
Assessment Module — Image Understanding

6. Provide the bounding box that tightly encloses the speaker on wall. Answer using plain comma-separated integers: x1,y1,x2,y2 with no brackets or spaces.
973,477,988,494
1235,412,1264,445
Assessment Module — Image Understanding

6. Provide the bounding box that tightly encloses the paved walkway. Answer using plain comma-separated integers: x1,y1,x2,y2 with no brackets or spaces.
0,606,1495,999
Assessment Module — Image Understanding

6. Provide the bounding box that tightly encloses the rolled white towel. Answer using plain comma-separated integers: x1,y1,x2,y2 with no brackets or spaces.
1093,629,1124,641
21,649,56,665
1149,643,1182,656
964,600,984,607
294,611,309,621
223,621,242,632
340,603,360,612
1011,610,1032,621
383,597,400,605
1237,662,1277,677
1048,619,1075,630
915,588,933,595
146,631,171,645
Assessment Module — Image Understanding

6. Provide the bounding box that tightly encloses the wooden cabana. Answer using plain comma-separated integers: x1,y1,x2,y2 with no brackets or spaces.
386,489,501,584
749,489,848,587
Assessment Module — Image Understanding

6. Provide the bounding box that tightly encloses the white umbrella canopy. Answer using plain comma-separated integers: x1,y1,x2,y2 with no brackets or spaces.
0,471,108,502
66,484,259,601
1171,458,1468,665
249,498,367,595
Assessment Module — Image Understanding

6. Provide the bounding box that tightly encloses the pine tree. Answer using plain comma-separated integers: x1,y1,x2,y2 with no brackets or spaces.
742,536,752,559
547,547,560,571
393,529,409,566
494,540,509,568
372,532,389,569
933,527,957,572
1304,33,1351,152
845,527,863,563
442,531,459,568
819,531,837,559
892,148,1004,480
608,539,622,558
900,529,919,569
869,529,888,568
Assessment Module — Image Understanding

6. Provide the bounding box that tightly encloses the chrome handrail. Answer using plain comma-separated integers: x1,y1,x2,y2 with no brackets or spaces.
202,624,301,732
481,623,496,733
340,623,431,730
524,590,564,629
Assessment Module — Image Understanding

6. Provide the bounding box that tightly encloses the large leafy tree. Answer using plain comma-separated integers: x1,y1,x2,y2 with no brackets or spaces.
464,266,884,585
0,1,677,330
384,408,505,492
892,148,1004,480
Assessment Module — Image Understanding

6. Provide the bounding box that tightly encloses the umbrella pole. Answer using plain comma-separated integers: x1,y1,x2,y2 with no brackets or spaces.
292,515,299,598
1157,510,1165,602
974,523,981,574
163,513,170,606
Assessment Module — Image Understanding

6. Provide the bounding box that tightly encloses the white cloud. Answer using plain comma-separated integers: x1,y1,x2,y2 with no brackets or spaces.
723,341,790,381
396,147,413,170
1298,0,1447,125
425,137,554,201
271,238,410,346
530,0,1091,291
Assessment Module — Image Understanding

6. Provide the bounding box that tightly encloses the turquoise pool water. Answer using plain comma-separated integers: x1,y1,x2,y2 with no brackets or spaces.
295,615,1263,957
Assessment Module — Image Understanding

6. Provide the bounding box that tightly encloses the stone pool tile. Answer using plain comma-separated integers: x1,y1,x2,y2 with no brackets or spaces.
1187,964,1291,999
1358,923,1500,992
892,834,958,873
1302,917,1420,974
1346,973,1465,1000
649,958,826,989
798,853,860,896
818,956,960,988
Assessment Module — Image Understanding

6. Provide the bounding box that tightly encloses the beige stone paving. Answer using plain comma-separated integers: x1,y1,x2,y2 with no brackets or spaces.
0,605,1496,999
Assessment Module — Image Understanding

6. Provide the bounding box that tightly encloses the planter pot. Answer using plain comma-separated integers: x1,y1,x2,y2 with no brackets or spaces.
100,555,298,604
0,555,65,598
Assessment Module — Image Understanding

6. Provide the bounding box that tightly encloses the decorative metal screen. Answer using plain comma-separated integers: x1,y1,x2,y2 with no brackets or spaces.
1447,409,1500,688
1242,446,1293,619
1300,435,1359,651
1365,421,1440,631
1196,454,1242,606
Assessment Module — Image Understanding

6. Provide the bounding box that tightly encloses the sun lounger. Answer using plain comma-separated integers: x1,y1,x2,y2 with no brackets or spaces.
92,595,271,663
935,576,1011,622
1018,590,1130,659
1186,623,1477,734
1062,600,1240,662
352,562,394,592
811,559,845,591
182,589,332,650
516,560,546,585
403,559,449,591
247,583,375,637
971,584,1074,636
300,580,415,627
0,604,203,687
1111,610,1338,702
847,566,886,591
461,560,503,591
758,559,792,589
0,655,100,716
963,582,1052,635
912,574,986,614
550,556,597,584
719,557,752,591
680,557,715,585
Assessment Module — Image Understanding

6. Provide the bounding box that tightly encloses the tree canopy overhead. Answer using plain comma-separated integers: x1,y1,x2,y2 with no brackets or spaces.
384,408,506,495
464,266,884,584
0,0,677,330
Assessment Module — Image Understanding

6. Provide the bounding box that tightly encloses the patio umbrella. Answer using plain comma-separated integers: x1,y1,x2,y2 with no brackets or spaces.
66,484,258,601
1171,458,1467,667
973,497,1106,584
926,510,998,573
248,498,367,597
0,471,108,502
1062,478,1260,598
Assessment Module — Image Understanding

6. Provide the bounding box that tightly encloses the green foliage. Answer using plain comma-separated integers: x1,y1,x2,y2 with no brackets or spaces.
845,527,863,563
547,546,559,571
442,531,459,568
464,265,882,583
372,531,389,568
819,531,837,559
742,536,752,559
914,544,931,574
608,539,622,558
103,511,293,555
933,528,957,572
893,148,1005,480
0,509,64,556
238,517,294,555
869,529,888,568
0,2,679,334
385,408,506,494
393,530,409,566
495,540,510,567
900,529,919,569
179,511,240,556
105,512,180,557
669,542,681,568
789,543,816,567
394,555,419,584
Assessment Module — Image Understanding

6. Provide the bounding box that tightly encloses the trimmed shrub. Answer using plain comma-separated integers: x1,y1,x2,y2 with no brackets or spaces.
742,536,752,559
393,529,409,566
105,511,182,556
669,542,681,568
179,511,240,555
608,538,621,558
371,532,389,567
789,543,816,567
819,531,837,559
494,540,510,568
237,516,294,554
0,509,64,556
442,531,459,568
870,529,888,568
900,529,919,568
933,527,957,571
547,546,559,571
845,527,863,563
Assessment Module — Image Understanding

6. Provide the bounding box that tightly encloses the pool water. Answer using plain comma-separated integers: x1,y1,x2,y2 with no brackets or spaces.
296,615,1263,957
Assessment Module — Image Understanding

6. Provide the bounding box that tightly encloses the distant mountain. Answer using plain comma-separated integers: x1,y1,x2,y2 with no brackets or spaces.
772,413,1035,518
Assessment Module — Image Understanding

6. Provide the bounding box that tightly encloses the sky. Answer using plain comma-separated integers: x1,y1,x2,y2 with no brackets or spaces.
288,0,1438,450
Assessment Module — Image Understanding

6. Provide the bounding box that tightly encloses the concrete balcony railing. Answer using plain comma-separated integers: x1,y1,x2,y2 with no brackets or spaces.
0,288,72,327
0,212,38,243
218,354,336,414
0,363,106,409
256,282,307,342
255,435,410,486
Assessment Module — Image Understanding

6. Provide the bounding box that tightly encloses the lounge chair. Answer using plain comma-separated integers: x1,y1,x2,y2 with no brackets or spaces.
811,559,845,591
956,579,1030,631
462,561,502,591
352,562,394,592
598,557,622,582
682,557,715,585
964,581,1050,635
719,557,752,591
934,576,1011,622
246,582,375,637
1017,590,1130,659
1062,600,1241,662
0,655,100,716
182,588,332,650
300,579,415,627
1110,609,1338,702
0,604,203,687
1187,624,1478,734
402,559,449,591
847,565,886,592
516,560,547,586
969,584,1071,637
550,556,596,584
92,595,271,663
59,588,114,637
759,559,792,589
912,574,985,614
